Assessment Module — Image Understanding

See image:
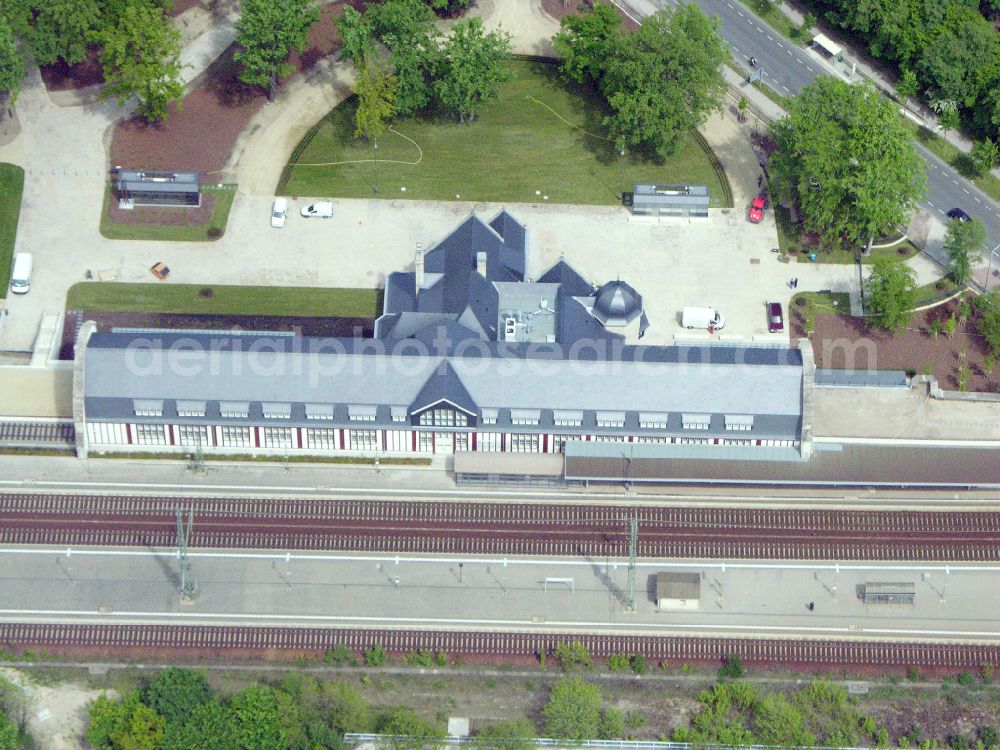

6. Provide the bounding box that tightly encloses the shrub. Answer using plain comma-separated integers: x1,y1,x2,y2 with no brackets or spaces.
984,355,997,375
957,671,976,685
719,654,744,678
607,653,630,672
958,363,971,392
625,711,646,729
945,314,957,338
979,726,999,747
197,286,214,299
630,654,647,674
929,318,942,337
554,642,592,671
599,707,625,739
206,227,222,238
365,645,388,667
403,650,435,667
324,644,354,665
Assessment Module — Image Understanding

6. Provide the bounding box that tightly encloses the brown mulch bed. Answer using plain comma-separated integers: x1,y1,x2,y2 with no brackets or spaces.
796,296,999,393
38,47,104,91
110,44,265,174
109,2,355,176
167,0,208,16
59,310,376,360
107,192,216,227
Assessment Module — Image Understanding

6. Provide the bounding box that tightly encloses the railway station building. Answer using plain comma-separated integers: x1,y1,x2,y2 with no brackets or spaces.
73,211,810,460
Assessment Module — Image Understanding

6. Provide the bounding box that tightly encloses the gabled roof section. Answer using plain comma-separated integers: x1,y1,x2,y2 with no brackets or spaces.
538,259,593,297
410,361,477,415
411,320,483,349
384,271,416,314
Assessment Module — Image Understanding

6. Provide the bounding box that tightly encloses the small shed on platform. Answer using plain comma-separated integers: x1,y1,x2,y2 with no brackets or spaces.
115,170,201,207
632,184,709,217
811,34,844,63
656,571,701,611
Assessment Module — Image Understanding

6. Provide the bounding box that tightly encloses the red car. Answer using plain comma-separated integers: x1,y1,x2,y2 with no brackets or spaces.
748,191,768,223
766,301,784,333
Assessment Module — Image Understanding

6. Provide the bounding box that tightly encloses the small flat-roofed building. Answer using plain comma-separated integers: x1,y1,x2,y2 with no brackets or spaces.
631,184,709,218
811,33,844,63
656,571,701,611
862,582,915,606
115,170,200,207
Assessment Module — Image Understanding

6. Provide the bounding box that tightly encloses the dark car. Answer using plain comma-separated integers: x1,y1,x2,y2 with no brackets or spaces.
947,208,972,222
766,301,784,333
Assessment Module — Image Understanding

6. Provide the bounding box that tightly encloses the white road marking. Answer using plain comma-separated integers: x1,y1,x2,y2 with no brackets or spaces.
806,65,814,72
737,9,744,16
927,201,935,207
756,25,764,32
964,189,970,194
975,197,982,203
953,179,959,185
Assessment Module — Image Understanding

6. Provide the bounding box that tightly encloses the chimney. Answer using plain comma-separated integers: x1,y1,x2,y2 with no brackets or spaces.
414,244,424,297
476,251,487,278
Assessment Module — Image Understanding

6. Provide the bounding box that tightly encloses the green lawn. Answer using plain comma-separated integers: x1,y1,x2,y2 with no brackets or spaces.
913,276,960,308
66,282,382,318
0,163,25,299
280,59,733,207
100,184,237,242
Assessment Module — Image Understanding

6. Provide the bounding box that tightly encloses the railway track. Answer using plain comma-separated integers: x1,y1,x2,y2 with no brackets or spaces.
1,622,998,668
0,421,74,447
4,493,1000,560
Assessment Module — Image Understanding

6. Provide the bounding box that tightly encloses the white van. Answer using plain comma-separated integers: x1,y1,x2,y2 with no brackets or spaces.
682,306,725,330
9,253,32,295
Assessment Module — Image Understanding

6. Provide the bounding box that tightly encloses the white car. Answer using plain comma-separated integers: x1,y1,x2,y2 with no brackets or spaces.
271,197,288,228
300,201,334,218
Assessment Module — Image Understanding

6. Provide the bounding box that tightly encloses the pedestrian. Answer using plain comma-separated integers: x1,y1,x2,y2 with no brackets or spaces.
788,279,795,289
807,601,815,611
794,278,799,288
757,175,763,188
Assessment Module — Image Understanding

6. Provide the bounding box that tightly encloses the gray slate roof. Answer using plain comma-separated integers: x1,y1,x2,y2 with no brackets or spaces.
84,331,803,421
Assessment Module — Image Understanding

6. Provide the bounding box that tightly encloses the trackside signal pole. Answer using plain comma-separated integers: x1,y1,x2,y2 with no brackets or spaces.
176,508,197,602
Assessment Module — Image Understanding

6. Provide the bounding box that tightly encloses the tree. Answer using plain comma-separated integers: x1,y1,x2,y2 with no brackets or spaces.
864,256,917,333
541,677,602,740
327,681,374,735
86,692,166,750
475,719,536,750
377,707,446,743
161,700,237,750
897,68,919,101
140,668,213,727
978,292,1000,357
367,0,439,115
228,686,286,750
234,0,318,102
0,714,16,750
944,217,986,285
601,6,728,156
95,3,184,122
27,0,101,66
427,0,470,14
970,140,1000,177
336,6,374,69
551,2,622,85
599,707,625,740
354,57,397,140
916,16,996,108
770,77,925,248
435,18,511,122
0,16,23,104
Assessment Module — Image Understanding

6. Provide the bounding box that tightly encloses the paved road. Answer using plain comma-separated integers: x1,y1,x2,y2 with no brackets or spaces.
621,0,1000,266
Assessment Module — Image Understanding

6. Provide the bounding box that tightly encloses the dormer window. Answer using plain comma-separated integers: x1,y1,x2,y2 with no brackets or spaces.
419,408,467,427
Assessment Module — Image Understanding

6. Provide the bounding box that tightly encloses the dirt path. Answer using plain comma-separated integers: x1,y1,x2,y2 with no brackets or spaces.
0,668,109,750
